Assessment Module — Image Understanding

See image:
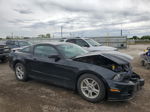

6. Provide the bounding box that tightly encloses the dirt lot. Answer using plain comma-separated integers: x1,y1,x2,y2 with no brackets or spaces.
0,44,150,112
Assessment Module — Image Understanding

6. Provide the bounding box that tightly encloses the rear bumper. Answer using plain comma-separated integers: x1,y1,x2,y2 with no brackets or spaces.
107,78,144,101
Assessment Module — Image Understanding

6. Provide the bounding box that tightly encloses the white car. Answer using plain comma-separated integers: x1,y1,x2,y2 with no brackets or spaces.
59,38,118,52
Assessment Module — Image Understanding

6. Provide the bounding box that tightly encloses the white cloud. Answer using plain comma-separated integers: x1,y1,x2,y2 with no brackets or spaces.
0,0,150,37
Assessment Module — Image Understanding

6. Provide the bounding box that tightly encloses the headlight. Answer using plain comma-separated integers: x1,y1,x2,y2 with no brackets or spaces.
112,65,124,72
4,46,9,49
113,74,123,81
4,49,9,52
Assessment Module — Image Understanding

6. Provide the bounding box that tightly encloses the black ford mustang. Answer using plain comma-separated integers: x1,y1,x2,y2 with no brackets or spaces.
9,42,144,102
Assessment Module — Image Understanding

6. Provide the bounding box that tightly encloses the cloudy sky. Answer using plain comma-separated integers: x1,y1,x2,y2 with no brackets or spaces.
0,0,150,38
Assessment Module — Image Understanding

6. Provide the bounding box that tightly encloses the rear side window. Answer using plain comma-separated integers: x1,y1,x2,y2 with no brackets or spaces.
34,45,58,57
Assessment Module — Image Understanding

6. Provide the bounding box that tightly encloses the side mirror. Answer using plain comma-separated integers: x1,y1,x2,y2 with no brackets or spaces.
48,55,61,62
83,44,89,47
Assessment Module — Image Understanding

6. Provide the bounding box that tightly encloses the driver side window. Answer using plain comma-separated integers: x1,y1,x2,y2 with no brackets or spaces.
34,45,58,57
75,39,89,47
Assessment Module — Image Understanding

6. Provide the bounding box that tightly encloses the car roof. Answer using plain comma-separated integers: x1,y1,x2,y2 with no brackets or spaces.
66,38,84,40
61,38,92,40
6,40,28,42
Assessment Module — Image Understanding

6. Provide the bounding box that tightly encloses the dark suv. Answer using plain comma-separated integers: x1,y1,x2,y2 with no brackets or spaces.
6,40,31,49
0,41,10,63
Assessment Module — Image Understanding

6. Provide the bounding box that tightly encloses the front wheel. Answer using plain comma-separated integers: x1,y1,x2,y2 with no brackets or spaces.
15,63,28,81
77,74,106,103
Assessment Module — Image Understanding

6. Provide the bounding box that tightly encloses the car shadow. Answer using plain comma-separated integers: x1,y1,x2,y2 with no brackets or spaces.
26,79,132,105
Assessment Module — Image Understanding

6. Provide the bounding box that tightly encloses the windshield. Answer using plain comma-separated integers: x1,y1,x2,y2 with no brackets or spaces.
85,39,101,47
19,41,31,47
57,44,88,58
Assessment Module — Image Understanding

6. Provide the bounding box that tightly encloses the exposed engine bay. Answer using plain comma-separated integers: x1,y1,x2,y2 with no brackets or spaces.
74,54,142,83
74,55,132,73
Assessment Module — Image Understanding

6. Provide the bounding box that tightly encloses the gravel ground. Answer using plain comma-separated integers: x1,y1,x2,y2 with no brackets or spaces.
0,44,150,112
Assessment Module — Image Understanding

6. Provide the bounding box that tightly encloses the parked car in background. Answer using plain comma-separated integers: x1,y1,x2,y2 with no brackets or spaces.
9,42,144,102
6,40,32,49
140,47,150,69
0,41,10,63
59,38,118,51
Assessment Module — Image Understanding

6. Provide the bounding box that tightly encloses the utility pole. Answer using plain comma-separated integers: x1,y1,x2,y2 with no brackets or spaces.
70,32,72,38
11,32,14,38
61,26,63,38
121,29,123,36
121,23,123,36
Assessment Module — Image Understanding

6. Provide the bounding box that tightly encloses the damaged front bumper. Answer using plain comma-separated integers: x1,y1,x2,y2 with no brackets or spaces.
107,73,144,101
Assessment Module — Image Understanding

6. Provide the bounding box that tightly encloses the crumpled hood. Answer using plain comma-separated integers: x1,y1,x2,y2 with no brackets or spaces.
74,51,133,65
101,51,133,64
88,46,117,51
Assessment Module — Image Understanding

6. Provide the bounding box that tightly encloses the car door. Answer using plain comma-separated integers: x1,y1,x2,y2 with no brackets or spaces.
29,44,75,87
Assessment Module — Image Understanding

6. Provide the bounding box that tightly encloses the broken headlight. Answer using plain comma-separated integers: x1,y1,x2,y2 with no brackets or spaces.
113,74,124,81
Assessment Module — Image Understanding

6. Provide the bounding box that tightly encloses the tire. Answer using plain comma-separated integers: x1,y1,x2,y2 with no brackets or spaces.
77,74,106,103
15,63,28,81
140,60,145,66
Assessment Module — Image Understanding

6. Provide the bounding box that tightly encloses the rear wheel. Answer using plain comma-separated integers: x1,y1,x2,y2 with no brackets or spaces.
15,63,28,81
77,74,106,103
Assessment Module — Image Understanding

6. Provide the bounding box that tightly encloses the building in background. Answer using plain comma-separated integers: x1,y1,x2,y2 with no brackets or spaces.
90,36,127,48
1,36,128,49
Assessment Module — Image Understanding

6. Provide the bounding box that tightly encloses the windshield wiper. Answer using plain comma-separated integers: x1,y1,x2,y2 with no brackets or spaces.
71,55,78,59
